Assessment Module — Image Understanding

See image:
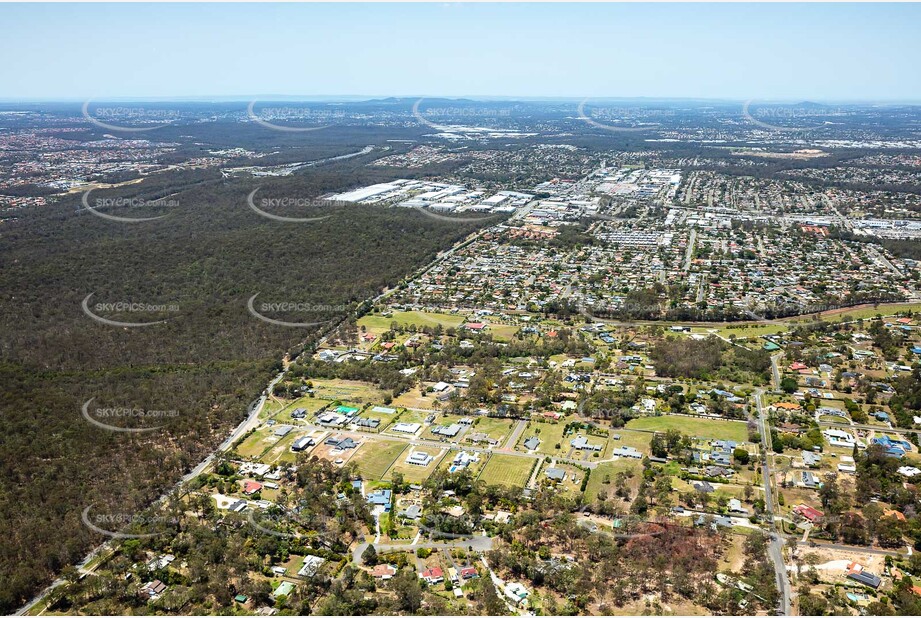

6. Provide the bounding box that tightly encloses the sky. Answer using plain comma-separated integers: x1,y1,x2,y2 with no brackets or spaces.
1,2,920,102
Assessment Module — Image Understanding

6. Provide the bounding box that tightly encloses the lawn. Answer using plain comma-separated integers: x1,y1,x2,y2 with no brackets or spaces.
261,431,303,464
625,415,748,442
478,454,534,487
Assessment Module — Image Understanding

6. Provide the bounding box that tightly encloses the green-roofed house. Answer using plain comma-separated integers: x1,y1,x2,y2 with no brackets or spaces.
272,581,295,600
763,342,780,352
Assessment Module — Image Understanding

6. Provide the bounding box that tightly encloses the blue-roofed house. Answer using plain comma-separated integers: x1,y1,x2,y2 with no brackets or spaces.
367,489,392,511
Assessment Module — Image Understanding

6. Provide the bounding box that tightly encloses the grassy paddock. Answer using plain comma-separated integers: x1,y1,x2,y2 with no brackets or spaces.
625,415,748,442
478,454,534,487
351,441,407,480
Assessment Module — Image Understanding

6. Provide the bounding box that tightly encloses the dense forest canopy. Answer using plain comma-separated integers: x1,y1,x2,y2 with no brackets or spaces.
0,163,489,613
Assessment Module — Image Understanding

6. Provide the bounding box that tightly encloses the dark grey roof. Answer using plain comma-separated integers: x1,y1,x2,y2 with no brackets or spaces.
847,571,881,588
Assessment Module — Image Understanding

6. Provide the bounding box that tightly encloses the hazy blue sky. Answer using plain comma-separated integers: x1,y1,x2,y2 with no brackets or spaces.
2,2,919,101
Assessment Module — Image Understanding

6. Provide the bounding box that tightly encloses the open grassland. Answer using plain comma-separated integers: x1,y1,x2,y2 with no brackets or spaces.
625,415,748,442
478,454,534,487
350,441,407,480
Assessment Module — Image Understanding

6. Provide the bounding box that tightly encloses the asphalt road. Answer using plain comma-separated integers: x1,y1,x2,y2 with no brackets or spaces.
754,389,792,616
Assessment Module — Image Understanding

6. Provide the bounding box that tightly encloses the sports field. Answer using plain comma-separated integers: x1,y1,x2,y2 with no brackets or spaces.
478,454,534,487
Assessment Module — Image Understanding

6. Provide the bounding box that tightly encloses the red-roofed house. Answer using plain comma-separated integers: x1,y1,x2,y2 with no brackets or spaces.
464,322,487,331
460,566,478,579
372,564,397,580
421,567,444,584
789,362,808,371
793,504,824,522
242,481,263,495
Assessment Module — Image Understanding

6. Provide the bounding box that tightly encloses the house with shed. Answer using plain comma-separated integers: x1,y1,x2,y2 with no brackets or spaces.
406,451,434,466
292,436,315,452
846,563,881,589
298,555,326,578
372,564,397,580
793,504,824,523
545,467,566,482
421,567,444,584
571,435,603,451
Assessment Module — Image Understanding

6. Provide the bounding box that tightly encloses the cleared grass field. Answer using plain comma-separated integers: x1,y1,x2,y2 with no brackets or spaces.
520,421,568,455
359,310,466,332
692,302,921,339
625,415,748,442
385,449,447,483
470,417,515,443
478,454,534,487
608,429,653,455
487,323,520,341
311,378,387,404
351,441,407,480
272,396,328,423
583,459,642,503
236,427,276,458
